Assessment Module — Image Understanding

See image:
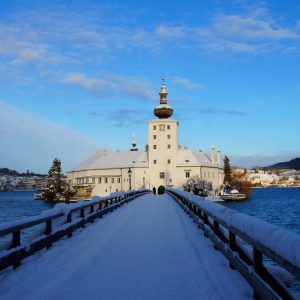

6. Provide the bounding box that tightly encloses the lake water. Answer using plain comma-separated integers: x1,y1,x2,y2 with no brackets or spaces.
0,191,54,225
223,187,300,235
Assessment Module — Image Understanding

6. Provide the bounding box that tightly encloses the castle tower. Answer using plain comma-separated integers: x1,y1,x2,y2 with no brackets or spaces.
148,79,179,190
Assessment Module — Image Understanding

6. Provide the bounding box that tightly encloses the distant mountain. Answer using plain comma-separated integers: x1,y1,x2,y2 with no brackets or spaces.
0,168,47,177
265,158,300,170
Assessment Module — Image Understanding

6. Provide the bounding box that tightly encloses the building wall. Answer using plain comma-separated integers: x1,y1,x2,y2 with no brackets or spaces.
68,167,150,197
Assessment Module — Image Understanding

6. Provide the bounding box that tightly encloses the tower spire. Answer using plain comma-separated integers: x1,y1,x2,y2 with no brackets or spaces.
159,78,168,105
154,79,173,119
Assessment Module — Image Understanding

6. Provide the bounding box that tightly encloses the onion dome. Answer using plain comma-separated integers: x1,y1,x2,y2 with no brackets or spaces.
154,79,173,119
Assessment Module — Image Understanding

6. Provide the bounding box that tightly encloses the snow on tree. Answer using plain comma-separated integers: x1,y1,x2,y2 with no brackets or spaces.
44,158,65,202
183,175,212,196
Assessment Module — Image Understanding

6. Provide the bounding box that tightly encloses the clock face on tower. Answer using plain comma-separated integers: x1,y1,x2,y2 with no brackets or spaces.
159,124,166,131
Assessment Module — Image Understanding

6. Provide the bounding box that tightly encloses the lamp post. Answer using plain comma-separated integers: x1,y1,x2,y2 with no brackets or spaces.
128,168,132,190
142,177,145,189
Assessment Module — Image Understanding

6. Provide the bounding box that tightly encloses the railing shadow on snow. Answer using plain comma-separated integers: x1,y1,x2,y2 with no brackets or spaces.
167,189,300,300
0,189,150,271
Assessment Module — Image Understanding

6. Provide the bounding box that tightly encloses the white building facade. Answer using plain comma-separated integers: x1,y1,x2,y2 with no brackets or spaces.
68,81,224,197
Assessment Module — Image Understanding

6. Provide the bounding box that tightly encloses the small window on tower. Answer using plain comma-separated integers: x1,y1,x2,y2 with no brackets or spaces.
167,144,171,149
153,135,156,140
153,145,157,149
154,160,157,164
105,178,108,184
167,125,170,130
167,159,171,164
153,125,156,130
117,178,121,183
167,135,171,139
98,178,101,184
160,172,165,179
186,171,190,178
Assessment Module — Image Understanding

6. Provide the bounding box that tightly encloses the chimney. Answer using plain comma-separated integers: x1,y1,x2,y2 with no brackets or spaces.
217,150,221,165
211,145,215,164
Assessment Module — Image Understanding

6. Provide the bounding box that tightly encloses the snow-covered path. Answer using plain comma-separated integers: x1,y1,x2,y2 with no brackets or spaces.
0,194,251,300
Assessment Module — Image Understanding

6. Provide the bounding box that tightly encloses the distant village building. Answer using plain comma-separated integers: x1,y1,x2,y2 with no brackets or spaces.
68,81,224,196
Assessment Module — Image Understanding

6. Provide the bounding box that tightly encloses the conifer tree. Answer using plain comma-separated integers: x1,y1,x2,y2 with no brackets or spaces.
44,158,65,202
223,155,232,187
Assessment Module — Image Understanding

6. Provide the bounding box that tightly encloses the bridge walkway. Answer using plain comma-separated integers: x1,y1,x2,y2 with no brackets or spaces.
0,193,251,300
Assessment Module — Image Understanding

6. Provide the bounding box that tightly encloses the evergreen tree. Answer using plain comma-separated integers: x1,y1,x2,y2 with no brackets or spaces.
44,158,65,202
223,155,232,187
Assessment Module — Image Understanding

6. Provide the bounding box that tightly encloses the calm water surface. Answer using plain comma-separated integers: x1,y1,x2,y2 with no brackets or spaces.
223,187,300,235
0,191,53,224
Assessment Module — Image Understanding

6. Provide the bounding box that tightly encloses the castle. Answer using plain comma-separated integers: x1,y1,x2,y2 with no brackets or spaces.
68,80,224,196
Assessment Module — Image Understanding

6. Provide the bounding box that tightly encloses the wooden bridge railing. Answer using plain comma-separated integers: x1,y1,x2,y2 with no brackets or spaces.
167,189,300,300
0,189,150,271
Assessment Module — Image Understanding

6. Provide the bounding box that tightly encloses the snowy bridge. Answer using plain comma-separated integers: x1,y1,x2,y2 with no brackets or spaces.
0,190,300,299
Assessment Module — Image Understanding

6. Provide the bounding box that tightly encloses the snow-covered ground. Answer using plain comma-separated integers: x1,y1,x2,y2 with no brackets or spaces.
0,193,252,300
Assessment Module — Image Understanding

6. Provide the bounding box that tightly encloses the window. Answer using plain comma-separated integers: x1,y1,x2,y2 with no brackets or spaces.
167,159,171,164
167,125,170,130
167,144,171,149
104,177,108,184
159,124,165,131
85,178,89,184
160,172,165,179
154,160,157,164
111,178,114,183
117,178,121,183
92,178,95,184
153,145,157,149
153,135,156,140
116,189,118,192
167,134,171,139
98,177,101,184
186,171,190,178
153,125,156,130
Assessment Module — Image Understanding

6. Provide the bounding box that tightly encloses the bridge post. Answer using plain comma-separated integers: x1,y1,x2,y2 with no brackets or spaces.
229,231,237,269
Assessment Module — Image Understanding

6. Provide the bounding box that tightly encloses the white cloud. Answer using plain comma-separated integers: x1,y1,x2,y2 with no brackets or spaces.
0,101,99,173
193,11,300,53
62,73,156,101
155,25,186,38
63,73,117,94
171,76,202,89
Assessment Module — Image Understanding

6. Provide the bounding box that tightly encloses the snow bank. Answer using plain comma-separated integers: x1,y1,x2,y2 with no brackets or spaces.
169,189,300,270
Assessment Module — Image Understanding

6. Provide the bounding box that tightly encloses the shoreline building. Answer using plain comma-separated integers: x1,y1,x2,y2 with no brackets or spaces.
68,81,224,197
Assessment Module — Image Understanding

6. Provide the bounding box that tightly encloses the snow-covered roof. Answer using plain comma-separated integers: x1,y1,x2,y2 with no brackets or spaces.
71,150,149,171
71,148,221,172
177,149,220,168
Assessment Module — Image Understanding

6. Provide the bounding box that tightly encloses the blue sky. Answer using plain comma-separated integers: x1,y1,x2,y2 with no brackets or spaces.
1,0,300,173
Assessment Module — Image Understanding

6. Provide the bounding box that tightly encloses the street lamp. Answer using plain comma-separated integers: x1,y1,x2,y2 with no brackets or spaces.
128,168,132,190
142,177,145,189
